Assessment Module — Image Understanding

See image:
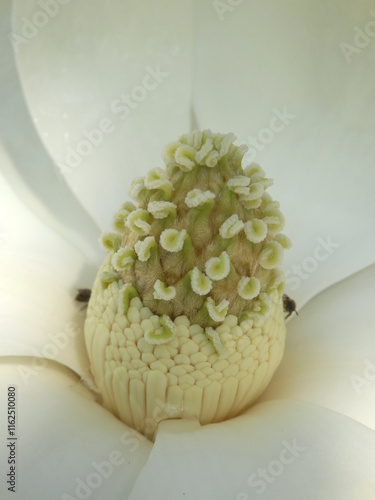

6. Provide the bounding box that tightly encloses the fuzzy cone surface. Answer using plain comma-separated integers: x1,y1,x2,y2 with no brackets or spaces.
84,130,289,438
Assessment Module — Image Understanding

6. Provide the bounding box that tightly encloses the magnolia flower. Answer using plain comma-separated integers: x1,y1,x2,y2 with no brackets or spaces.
1,1,375,499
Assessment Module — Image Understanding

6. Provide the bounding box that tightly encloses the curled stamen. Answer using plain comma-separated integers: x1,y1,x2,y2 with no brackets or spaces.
174,145,196,172
191,267,212,296
252,292,273,319
144,315,176,345
259,241,284,269
185,189,216,208
101,271,120,289
219,214,244,239
144,168,168,187
112,246,136,271
205,251,231,281
240,182,264,202
129,177,146,201
205,327,227,359
118,283,138,315
205,297,229,322
263,209,285,235
227,176,251,195
153,280,176,301
237,276,261,300
159,228,187,252
275,233,292,249
162,142,180,166
147,201,177,219
244,219,268,244
134,236,156,262
217,132,236,157
100,233,121,252
113,202,136,232
125,209,151,236
244,163,266,179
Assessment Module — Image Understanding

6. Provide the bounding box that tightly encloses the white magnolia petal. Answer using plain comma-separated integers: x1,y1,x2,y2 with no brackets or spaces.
191,1,375,308
0,163,94,378
0,362,152,499
129,399,375,499
259,263,375,430
12,0,193,231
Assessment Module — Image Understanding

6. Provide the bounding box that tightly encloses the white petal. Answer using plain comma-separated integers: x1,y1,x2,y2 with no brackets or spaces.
191,1,375,306
128,399,375,499
259,263,375,430
0,362,152,498
0,161,94,378
13,0,193,230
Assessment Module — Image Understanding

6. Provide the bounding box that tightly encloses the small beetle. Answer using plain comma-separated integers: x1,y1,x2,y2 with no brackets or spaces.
75,288,91,304
283,294,298,319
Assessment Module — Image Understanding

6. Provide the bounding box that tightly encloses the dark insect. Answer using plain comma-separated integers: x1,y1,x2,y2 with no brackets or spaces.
283,294,298,319
75,288,91,304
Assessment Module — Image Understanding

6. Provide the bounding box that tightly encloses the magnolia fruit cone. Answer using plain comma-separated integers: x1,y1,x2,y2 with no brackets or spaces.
84,130,289,439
